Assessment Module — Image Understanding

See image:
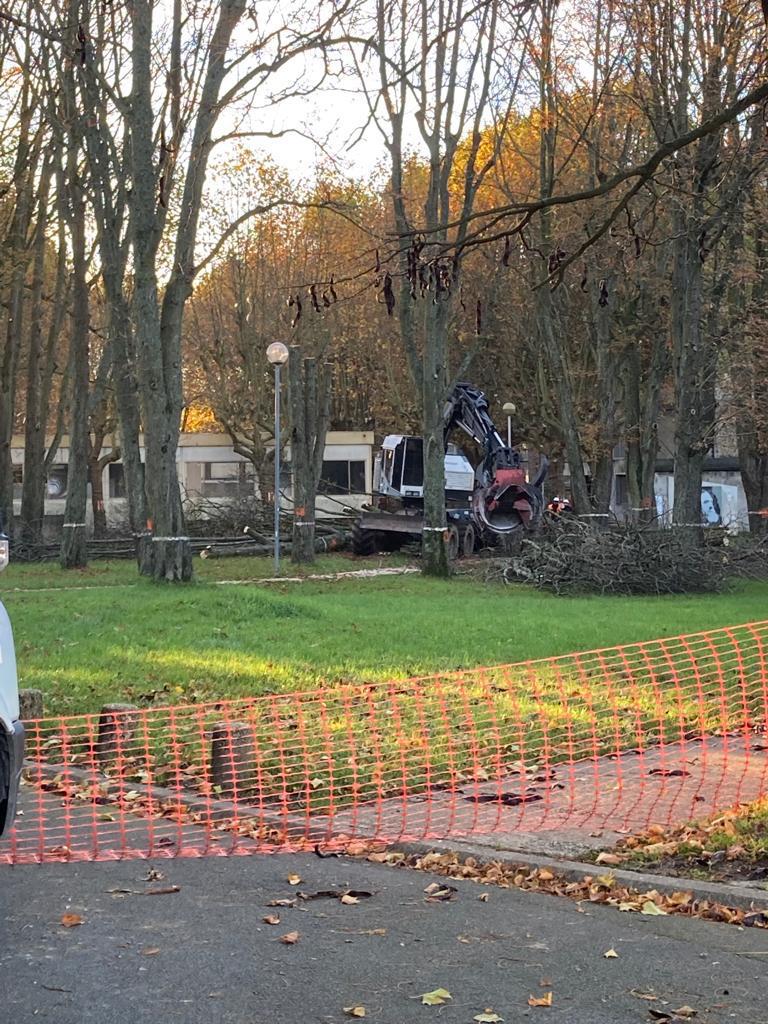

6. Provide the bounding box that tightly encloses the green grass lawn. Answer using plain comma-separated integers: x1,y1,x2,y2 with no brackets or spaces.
1,553,767,716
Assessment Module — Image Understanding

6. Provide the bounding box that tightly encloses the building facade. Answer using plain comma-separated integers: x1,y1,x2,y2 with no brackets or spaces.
10,431,374,537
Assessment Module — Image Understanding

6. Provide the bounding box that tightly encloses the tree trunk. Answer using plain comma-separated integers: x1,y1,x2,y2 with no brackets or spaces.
289,349,331,564
59,167,90,569
0,82,36,534
421,295,450,577
19,158,54,553
591,273,618,519
129,0,191,581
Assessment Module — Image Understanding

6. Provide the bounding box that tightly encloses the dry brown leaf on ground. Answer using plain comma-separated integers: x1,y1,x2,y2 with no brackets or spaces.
528,992,553,1007
286,874,302,885
267,897,296,908
603,948,619,958
60,913,83,928
672,1007,697,1018
263,914,281,925
140,947,160,956
341,894,359,906
279,931,300,945
474,1011,504,1022
343,1006,366,1017
595,852,625,866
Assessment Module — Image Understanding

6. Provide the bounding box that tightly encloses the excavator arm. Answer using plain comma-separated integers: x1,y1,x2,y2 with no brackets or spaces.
442,383,548,535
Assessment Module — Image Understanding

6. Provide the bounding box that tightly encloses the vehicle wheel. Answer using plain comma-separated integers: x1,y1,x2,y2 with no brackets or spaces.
461,523,476,557
351,522,379,556
381,533,405,553
446,525,460,561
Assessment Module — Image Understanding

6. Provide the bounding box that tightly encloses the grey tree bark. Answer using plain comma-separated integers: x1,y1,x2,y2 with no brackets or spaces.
0,72,38,533
19,156,59,553
59,60,90,569
288,348,331,564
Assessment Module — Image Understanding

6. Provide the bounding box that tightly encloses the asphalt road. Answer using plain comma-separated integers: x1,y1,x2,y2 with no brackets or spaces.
2,853,767,1024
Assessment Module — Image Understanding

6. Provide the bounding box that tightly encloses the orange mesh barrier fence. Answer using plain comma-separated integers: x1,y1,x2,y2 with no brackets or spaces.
2,620,768,864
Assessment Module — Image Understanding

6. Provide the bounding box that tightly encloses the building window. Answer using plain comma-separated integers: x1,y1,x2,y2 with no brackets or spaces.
318,460,366,495
613,474,628,506
200,461,253,498
46,466,68,499
109,464,126,498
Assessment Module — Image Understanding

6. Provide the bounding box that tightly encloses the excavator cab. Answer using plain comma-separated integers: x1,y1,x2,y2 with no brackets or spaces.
374,436,475,507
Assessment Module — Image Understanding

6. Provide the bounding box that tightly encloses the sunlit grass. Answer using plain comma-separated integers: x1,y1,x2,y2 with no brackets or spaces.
1,557,766,719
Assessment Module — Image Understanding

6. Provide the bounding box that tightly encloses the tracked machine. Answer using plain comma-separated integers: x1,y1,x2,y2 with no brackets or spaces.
353,383,548,558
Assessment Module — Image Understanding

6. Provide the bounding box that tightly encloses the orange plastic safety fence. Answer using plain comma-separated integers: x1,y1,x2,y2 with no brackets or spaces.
2,619,767,864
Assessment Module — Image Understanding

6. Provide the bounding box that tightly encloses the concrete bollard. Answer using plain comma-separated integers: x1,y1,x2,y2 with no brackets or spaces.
210,720,257,799
97,703,139,764
18,689,44,721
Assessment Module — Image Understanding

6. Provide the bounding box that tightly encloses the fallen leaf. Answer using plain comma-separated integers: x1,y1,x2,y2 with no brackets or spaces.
60,914,83,928
279,931,300,945
478,893,490,902
344,1006,366,1018
357,928,387,936
595,852,623,866
603,948,619,958
672,1007,697,1018
474,1011,504,1023
267,898,296,908
528,993,553,1008
140,947,160,956
298,889,373,902
263,915,281,926
537,869,555,881
630,990,659,1001
424,882,458,901
641,901,668,916
287,874,302,886
421,988,452,1006
341,894,359,906
619,902,638,912
145,886,180,896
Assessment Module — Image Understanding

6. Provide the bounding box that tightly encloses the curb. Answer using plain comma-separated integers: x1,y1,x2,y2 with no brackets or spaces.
399,839,768,913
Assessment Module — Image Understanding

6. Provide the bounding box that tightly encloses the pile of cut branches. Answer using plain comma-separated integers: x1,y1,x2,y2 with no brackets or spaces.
502,519,733,595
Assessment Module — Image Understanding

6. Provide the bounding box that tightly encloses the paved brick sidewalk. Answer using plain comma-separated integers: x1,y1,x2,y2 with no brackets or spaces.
3,733,766,863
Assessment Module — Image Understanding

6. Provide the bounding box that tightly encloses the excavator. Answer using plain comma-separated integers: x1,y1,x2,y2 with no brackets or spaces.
352,382,548,558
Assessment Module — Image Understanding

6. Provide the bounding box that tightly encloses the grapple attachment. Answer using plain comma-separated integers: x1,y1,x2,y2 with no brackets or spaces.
472,455,548,536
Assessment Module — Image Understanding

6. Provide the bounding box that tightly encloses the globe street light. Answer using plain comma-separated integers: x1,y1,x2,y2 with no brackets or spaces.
266,342,290,574
502,402,516,449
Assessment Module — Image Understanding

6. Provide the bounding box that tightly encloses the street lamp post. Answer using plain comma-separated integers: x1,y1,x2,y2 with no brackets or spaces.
266,342,290,574
502,402,516,449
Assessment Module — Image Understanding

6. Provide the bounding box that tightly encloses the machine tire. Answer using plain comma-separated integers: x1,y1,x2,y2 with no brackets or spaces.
461,523,476,557
446,525,460,561
351,523,379,556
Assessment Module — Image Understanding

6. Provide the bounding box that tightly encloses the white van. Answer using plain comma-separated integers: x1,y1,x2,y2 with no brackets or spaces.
0,531,24,836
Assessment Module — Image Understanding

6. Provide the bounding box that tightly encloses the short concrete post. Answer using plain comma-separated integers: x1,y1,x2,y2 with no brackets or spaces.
210,720,257,799
97,703,139,764
18,689,44,721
